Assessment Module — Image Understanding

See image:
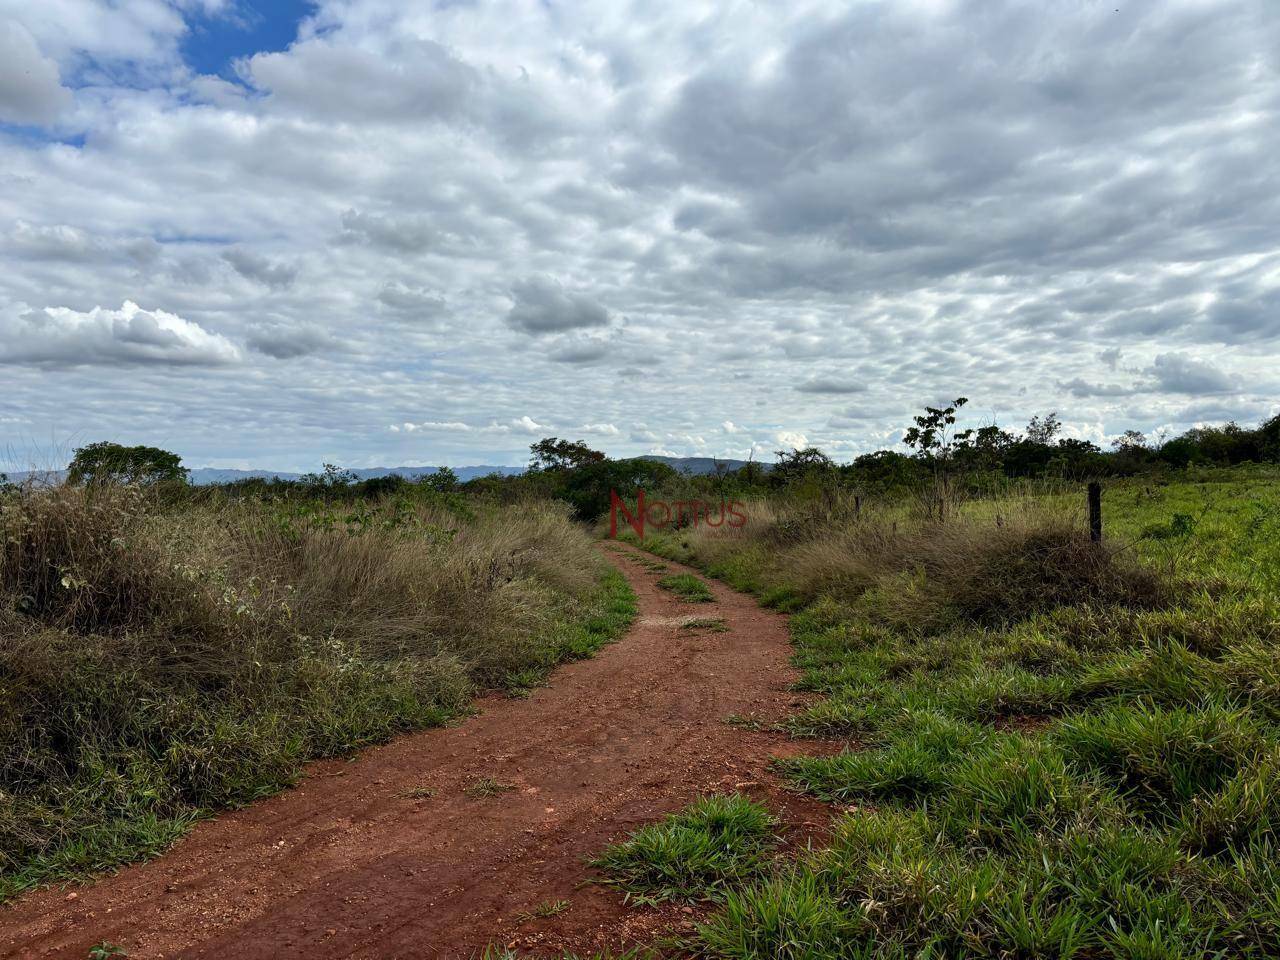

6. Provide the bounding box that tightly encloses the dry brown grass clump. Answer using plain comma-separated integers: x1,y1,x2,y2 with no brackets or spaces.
736,503,1166,631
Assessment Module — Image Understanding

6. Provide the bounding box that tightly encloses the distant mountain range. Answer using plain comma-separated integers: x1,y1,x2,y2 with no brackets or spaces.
6,456,767,486
638,456,765,474
184,465,524,485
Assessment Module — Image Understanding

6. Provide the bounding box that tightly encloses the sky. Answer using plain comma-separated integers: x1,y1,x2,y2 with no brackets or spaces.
1,0,1278,472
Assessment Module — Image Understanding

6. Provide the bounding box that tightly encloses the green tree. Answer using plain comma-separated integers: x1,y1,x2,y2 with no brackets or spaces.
769,447,836,487
421,466,459,493
902,397,972,521
67,442,188,486
529,437,607,471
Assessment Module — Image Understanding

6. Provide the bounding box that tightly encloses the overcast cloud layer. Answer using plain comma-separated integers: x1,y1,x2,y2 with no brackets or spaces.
1,0,1278,471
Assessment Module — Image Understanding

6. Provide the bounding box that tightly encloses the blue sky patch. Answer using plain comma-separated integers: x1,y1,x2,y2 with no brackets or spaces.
181,0,314,78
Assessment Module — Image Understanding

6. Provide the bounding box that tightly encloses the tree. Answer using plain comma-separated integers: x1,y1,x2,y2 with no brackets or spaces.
67,442,188,486
770,447,836,487
902,397,972,520
1025,412,1062,445
1112,430,1147,454
903,397,972,462
420,466,459,493
529,437,607,472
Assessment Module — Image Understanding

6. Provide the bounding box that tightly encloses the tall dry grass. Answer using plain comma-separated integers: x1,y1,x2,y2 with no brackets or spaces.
630,492,1164,631
0,484,623,895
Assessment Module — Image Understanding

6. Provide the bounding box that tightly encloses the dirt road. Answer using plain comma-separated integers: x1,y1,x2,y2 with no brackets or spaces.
2,542,832,959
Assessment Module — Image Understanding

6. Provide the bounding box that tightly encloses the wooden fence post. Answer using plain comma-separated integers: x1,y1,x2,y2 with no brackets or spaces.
1088,481,1103,543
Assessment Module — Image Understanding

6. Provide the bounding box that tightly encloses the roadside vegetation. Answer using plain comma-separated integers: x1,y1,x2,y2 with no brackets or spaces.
592,794,778,905
0,477,633,900
618,457,1280,956
656,573,716,603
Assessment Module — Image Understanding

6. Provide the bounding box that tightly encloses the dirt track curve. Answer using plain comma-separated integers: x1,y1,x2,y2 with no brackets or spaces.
2,541,835,959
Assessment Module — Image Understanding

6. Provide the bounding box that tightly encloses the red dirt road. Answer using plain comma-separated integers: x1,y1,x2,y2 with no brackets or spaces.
2,542,834,959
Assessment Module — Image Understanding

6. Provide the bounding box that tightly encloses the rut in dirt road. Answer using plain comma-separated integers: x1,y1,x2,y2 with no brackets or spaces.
2,542,835,959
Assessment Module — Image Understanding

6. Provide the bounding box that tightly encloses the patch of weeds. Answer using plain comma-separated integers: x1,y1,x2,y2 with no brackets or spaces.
400,785,435,800
591,794,777,903
88,945,127,960
657,573,715,603
464,776,515,799
725,713,769,731
516,898,571,922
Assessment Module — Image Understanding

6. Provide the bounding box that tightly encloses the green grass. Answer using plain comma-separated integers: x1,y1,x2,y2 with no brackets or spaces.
516,898,572,921
625,468,1280,957
656,573,715,603
591,794,778,904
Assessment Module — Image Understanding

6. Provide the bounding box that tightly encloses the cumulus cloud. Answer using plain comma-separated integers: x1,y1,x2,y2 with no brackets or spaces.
338,210,437,253
222,249,298,290
506,277,610,335
549,337,611,364
796,377,867,395
245,322,332,359
7,221,159,264
1,301,240,367
1059,378,1138,399
1148,353,1234,396
244,37,476,124
0,22,71,125
377,281,447,318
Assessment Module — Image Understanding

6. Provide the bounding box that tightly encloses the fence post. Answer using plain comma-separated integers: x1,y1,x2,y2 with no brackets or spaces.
1088,481,1102,543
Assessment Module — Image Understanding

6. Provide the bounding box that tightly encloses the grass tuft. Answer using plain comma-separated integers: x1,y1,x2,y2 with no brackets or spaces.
656,573,715,603
592,794,777,903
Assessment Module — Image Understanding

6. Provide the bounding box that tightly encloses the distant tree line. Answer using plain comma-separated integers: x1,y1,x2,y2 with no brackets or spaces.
40,406,1280,521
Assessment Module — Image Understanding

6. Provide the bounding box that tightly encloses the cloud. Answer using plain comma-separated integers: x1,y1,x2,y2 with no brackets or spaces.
222,249,298,290
338,210,436,253
377,281,447,318
549,338,610,364
1,301,240,367
0,22,71,125
392,421,472,433
506,277,610,335
509,415,546,434
1148,353,1234,396
244,37,476,124
245,322,332,359
1059,378,1138,399
7,221,159,264
796,377,867,395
